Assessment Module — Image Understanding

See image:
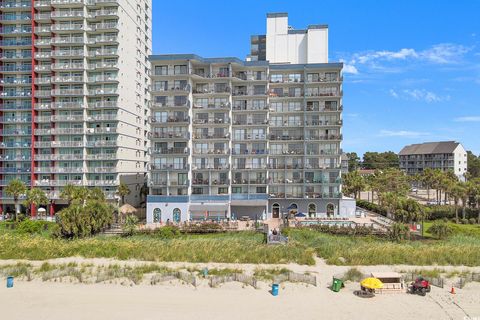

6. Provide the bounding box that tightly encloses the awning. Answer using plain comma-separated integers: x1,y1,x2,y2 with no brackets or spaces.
189,203,229,212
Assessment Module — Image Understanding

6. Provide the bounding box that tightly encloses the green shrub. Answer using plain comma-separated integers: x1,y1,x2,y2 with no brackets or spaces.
122,215,139,236
182,222,224,234
56,200,113,238
428,221,453,239
469,218,477,225
460,218,469,225
152,226,181,239
15,220,54,235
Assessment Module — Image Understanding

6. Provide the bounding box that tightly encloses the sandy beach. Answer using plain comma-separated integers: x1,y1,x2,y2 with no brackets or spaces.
1,258,479,320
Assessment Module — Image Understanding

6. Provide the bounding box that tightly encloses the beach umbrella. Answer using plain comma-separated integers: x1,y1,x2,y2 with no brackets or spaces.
360,278,383,290
295,212,306,217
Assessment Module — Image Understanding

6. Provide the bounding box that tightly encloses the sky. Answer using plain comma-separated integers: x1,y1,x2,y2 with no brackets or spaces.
152,0,480,157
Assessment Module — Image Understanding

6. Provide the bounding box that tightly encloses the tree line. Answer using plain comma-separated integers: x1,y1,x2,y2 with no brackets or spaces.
343,168,480,223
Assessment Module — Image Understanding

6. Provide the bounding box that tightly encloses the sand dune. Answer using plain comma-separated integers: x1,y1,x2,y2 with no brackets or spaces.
1,258,479,320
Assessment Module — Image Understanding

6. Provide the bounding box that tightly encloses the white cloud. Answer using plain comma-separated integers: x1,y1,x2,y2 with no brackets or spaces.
389,88,449,103
379,130,430,138
342,64,359,74
454,116,480,122
354,44,469,66
389,89,399,98
421,44,470,64
340,43,471,76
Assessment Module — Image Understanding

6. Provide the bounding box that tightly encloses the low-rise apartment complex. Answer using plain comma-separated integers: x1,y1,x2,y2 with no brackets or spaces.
146,13,355,223
399,141,468,181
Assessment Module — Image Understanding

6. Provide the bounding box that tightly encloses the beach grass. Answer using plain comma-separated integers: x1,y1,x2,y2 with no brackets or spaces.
1,225,480,266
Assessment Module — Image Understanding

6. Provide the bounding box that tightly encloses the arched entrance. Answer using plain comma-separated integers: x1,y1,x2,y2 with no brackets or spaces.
272,203,280,219
173,208,181,223
326,203,335,218
153,208,161,223
308,203,316,218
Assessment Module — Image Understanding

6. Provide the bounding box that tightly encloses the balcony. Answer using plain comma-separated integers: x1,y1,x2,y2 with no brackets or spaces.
86,167,117,174
51,11,85,19
50,102,85,110
86,153,117,160
87,88,118,96
0,141,31,147
86,180,118,186
51,89,85,96
0,155,31,162
152,147,189,155
35,180,83,187
150,164,189,171
151,132,189,140
85,141,117,147
88,48,118,57
87,61,119,70
192,118,229,125
51,49,84,58
51,63,84,71
34,167,84,174
52,75,84,83
86,127,117,134
193,133,229,140
0,129,31,136
87,101,118,109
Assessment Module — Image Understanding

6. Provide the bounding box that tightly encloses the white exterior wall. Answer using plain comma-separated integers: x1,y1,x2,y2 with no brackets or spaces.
454,144,468,181
146,201,189,223
266,15,328,64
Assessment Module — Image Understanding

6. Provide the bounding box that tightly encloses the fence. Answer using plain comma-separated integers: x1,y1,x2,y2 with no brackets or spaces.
402,273,444,288
454,273,480,289
209,273,257,288
150,272,197,287
273,272,317,286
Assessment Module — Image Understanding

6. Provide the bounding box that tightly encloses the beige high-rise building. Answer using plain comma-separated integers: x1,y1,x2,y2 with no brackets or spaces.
147,13,355,223
0,0,152,212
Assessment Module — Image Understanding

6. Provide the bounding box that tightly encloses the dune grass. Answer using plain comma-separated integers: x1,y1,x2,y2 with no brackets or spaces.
1,225,480,266
287,229,480,266
0,232,315,265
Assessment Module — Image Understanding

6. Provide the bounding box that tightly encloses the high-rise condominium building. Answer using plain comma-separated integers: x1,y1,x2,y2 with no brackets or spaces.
146,13,355,223
0,0,152,212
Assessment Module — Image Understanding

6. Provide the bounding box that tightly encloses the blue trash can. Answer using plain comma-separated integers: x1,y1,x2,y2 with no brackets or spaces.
272,283,279,296
6,276,13,288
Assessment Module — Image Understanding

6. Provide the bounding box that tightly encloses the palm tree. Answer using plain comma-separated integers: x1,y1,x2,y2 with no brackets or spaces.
23,188,49,219
116,183,131,205
5,179,27,221
60,184,79,205
89,187,106,202
379,192,400,220
421,168,436,202
450,183,464,223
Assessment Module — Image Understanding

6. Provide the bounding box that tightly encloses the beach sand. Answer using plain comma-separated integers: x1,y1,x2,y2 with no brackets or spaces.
1,258,479,320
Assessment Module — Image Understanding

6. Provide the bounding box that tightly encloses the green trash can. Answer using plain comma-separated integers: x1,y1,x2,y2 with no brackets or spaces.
331,278,343,292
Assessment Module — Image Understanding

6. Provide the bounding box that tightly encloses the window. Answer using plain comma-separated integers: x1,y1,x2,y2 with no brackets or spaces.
173,208,181,223
174,65,187,75
153,208,161,223
155,66,167,75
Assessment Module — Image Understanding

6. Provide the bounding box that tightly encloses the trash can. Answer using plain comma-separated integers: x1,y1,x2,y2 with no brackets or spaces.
6,276,14,288
272,283,279,296
202,268,208,278
331,278,343,292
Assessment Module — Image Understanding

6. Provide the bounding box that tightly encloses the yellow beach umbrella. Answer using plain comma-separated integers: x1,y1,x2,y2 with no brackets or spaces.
360,278,383,290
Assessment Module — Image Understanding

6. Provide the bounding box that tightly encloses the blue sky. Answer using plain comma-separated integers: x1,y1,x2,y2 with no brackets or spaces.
152,0,480,156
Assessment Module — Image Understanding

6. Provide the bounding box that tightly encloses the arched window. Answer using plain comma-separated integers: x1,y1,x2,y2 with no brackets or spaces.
272,203,280,219
326,203,335,218
308,203,316,218
173,208,181,223
153,208,161,223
